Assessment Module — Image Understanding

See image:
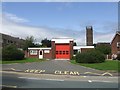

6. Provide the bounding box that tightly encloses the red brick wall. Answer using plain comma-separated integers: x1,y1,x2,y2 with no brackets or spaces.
43,50,52,59
81,48,94,53
70,41,74,59
28,49,39,58
27,49,52,59
51,41,56,59
24,50,28,58
111,34,120,54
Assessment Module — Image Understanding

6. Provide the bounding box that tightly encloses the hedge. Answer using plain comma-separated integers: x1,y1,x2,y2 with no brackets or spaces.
75,50,105,63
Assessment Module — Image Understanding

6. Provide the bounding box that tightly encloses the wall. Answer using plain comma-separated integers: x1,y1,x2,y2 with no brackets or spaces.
28,49,39,58
81,48,94,53
43,50,52,59
51,41,56,59
86,26,93,46
111,34,120,54
1,33,25,48
69,41,74,59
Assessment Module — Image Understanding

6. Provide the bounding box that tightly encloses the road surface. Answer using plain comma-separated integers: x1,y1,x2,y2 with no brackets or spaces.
1,71,119,88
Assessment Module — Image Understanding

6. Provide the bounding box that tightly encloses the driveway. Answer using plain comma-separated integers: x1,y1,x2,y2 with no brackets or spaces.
2,60,116,76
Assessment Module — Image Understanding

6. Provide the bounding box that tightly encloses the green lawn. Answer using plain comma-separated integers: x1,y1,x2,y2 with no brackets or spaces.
1,58,45,64
71,60,120,72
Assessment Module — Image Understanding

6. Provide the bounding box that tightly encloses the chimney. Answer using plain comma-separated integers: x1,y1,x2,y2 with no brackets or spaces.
86,26,93,46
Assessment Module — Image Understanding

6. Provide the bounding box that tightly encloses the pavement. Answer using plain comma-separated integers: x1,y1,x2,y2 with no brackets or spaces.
2,59,119,76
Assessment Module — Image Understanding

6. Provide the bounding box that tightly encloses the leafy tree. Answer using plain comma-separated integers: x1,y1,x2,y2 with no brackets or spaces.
23,36,36,51
95,45,111,55
41,38,51,47
73,42,77,46
2,44,24,60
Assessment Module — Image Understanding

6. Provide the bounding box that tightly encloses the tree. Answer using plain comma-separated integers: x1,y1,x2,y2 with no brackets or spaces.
2,44,24,60
95,45,111,55
23,36,36,51
41,38,51,47
73,42,77,46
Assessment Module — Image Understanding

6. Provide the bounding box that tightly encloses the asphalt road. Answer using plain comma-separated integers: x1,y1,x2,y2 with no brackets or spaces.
2,60,118,76
1,71,119,88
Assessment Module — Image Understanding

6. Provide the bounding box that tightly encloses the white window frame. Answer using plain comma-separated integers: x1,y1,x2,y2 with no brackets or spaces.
117,42,120,48
30,50,37,55
44,50,50,53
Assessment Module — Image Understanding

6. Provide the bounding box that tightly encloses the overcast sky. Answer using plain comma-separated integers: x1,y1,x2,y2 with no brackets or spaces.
1,1,118,45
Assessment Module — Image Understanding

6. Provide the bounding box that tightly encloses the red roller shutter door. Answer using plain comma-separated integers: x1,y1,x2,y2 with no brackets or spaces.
55,44,70,59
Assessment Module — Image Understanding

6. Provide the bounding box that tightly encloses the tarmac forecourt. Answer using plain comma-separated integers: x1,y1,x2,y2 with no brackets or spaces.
2,60,119,77
3,68,115,77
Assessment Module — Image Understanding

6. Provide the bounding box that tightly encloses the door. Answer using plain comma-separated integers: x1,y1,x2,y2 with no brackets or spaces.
55,44,70,59
39,50,43,59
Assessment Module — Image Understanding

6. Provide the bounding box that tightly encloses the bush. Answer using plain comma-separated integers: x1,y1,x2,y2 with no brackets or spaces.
117,54,120,60
75,50,105,63
2,44,24,60
95,45,111,55
72,56,76,60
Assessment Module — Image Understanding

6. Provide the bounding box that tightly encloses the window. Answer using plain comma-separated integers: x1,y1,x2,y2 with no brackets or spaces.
44,50,50,53
56,51,58,54
63,51,65,54
66,51,69,54
30,50,37,55
40,51,42,55
59,51,62,54
117,42,120,48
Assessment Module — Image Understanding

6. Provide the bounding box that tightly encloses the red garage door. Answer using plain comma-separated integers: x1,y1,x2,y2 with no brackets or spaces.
55,44,70,59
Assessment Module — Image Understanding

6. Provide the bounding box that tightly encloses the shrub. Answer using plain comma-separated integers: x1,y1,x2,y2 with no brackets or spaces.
117,54,120,60
95,45,111,55
75,50,105,63
72,56,76,60
2,44,24,60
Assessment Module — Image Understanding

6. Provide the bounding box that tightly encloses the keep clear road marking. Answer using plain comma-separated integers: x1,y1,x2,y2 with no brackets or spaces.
18,77,64,81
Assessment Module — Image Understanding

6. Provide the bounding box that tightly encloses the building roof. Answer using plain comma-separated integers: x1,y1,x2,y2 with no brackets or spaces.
28,47,51,50
111,31,120,44
73,46,94,50
117,31,120,35
51,37,74,43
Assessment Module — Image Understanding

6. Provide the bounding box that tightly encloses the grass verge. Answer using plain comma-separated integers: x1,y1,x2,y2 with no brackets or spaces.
1,58,45,64
70,60,120,72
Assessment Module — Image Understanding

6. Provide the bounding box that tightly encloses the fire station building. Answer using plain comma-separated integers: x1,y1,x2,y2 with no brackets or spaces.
27,37,94,60
26,26,94,60
27,38,74,59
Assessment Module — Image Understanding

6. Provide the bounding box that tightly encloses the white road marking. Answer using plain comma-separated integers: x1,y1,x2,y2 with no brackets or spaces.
18,77,40,80
102,72,113,76
84,72,102,76
45,79,64,81
92,80,116,83
18,77,64,81
0,85,17,88
10,68,15,71
88,80,92,83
